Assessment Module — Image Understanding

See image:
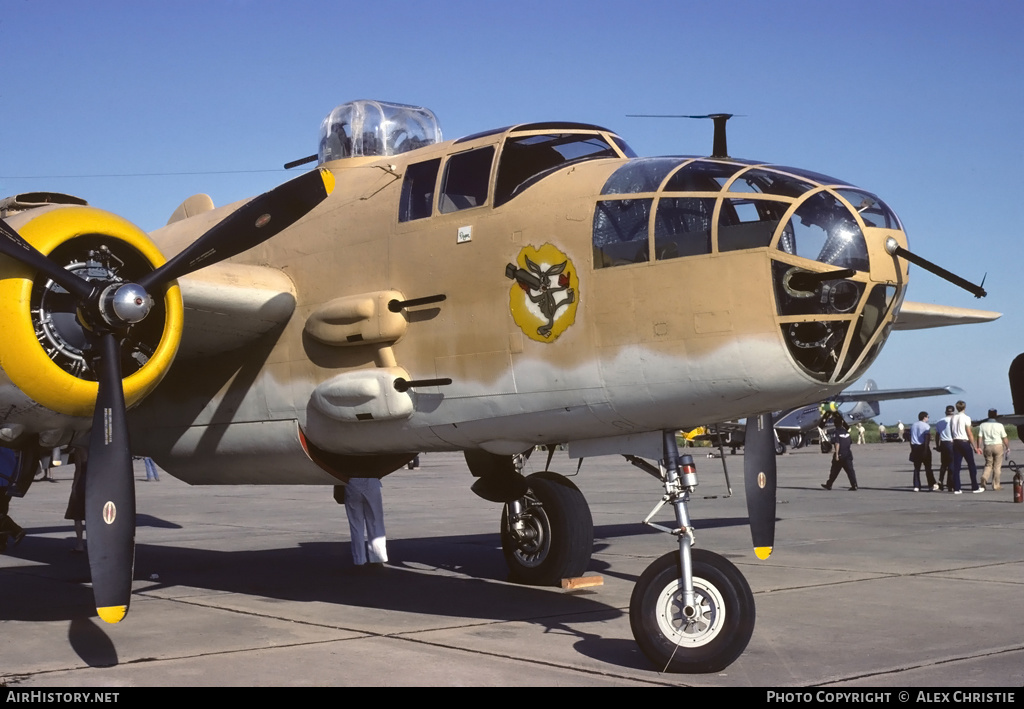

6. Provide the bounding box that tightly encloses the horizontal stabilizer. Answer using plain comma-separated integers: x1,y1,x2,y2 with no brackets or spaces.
894,302,1000,331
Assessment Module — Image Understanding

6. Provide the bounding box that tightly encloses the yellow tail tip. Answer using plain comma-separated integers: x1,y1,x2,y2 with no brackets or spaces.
754,546,773,560
97,605,128,624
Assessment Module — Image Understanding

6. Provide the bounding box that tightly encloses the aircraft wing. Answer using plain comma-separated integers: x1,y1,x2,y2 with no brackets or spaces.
175,262,297,358
833,385,963,404
893,302,1001,331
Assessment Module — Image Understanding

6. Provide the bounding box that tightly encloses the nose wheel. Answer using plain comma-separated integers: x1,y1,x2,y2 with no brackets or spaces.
630,549,755,673
626,429,758,672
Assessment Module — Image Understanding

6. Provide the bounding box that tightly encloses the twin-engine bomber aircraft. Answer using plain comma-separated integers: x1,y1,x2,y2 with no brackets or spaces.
0,100,999,672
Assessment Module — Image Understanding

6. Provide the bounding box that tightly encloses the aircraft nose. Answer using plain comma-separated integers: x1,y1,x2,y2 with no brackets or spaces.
772,185,905,384
591,156,905,384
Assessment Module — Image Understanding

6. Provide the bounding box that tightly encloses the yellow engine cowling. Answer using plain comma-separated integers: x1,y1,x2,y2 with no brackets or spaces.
0,205,184,417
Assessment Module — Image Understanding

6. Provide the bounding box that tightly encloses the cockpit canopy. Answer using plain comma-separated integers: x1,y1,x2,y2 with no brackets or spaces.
318,100,442,162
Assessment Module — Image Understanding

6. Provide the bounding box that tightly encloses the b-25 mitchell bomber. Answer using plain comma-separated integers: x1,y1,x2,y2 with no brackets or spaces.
0,100,1000,672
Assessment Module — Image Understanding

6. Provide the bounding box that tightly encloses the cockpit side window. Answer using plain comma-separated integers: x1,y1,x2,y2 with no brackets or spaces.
593,199,652,268
718,198,788,252
654,197,714,259
496,133,618,207
439,146,495,213
399,158,441,222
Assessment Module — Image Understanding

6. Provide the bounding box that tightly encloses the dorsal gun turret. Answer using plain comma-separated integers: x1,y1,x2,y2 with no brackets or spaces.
318,100,442,163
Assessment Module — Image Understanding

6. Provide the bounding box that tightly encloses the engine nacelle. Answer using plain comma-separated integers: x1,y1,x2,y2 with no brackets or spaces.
0,205,183,418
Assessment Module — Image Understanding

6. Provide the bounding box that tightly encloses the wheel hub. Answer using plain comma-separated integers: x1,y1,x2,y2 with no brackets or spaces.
508,495,550,567
656,578,726,647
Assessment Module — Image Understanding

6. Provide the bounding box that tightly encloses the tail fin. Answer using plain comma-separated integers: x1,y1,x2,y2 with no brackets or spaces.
844,379,879,423
1010,354,1024,415
846,399,880,423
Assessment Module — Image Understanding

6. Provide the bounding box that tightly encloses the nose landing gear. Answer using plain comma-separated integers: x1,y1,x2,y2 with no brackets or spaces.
628,431,755,672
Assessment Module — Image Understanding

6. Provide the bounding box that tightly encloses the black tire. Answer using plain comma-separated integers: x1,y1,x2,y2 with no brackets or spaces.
774,440,787,456
501,471,593,585
629,548,755,673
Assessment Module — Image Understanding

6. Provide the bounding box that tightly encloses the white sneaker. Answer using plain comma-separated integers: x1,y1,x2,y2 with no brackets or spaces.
972,488,984,493
931,484,940,491
913,487,920,492
954,490,963,495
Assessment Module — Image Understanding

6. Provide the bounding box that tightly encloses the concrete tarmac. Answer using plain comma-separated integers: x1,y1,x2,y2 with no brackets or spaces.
1,445,1022,687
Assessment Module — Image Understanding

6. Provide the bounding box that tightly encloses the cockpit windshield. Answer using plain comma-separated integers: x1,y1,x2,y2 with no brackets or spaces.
318,100,442,162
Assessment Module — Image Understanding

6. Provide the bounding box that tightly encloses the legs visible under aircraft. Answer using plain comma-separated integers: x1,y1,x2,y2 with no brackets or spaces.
627,431,755,673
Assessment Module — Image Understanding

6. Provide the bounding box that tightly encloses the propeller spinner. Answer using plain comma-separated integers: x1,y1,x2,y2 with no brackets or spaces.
0,167,334,622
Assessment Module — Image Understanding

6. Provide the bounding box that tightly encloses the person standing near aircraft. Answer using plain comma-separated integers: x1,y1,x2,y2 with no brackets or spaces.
856,423,866,445
897,420,905,442
343,477,388,568
909,412,937,491
934,405,956,491
878,423,887,443
0,448,26,553
66,446,87,551
143,456,160,482
977,409,1010,491
822,418,858,490
950,400,982,494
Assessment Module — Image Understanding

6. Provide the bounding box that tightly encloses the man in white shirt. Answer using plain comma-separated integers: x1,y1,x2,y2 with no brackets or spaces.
977,409,1010,490
934,405,955,491
950,400,982,494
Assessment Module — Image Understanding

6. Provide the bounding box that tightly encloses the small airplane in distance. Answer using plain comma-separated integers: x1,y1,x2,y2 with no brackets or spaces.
693,380,965,455
0,100,1001,672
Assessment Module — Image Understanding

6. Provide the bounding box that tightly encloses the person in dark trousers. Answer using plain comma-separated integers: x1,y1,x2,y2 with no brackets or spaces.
934,405,956,490
822,417,858,490
909,411,937,491
0,448,26,553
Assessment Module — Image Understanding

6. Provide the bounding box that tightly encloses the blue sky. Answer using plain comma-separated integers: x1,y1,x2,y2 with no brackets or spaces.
2,0,1021,424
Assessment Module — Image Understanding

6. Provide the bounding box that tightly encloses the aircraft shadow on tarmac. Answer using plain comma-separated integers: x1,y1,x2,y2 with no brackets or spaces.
2,515,755,671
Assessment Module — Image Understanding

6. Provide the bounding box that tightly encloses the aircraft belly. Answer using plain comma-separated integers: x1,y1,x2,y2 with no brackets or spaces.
142,420,339,485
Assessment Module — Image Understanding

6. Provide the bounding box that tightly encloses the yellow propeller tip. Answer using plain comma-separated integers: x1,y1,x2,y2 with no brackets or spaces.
754,546,773,560
97,605,128,624
318,168,336,196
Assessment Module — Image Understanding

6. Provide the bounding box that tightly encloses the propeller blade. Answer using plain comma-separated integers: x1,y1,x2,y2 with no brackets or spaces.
139,168,334,292
0,218,94,300
83,332,136,623
744,413,777,560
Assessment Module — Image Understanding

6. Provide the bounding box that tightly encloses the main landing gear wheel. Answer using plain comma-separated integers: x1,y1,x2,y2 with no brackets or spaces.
629,548,755,673
501,471,593,585
774,440,787,456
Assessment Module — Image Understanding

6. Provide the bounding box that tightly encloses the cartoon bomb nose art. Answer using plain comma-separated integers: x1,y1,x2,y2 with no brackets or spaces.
506,244,579,342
